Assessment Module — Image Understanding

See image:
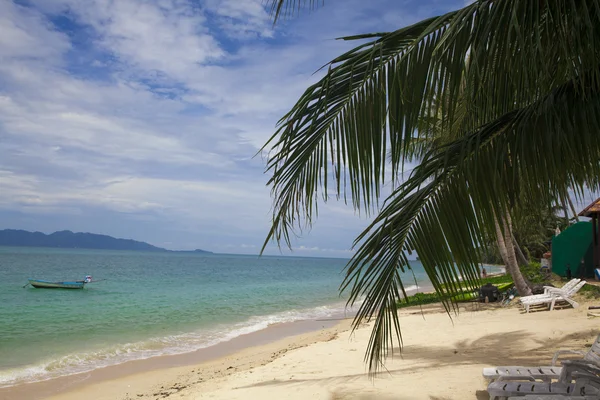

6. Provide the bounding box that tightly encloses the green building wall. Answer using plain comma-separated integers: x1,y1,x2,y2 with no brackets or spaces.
551,221,594,278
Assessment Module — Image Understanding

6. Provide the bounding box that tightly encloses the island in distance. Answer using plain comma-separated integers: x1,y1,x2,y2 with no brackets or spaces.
0,229,212,253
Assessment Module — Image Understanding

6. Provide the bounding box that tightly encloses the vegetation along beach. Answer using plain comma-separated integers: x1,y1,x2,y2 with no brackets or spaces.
2,0,600,399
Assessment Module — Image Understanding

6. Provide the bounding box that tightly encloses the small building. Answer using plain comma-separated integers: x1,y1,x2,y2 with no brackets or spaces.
551,221,594,278
578,198,600,276
552,198,600,278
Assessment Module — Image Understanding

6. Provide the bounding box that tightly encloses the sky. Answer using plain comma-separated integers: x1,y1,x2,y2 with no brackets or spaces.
0,0,468,257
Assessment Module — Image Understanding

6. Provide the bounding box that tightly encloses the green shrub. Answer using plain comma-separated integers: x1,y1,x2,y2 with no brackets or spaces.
478,275,513,285
397,292,443,308
438,274,513,292
397,274,514,308
520,261,550,284
580,283,600,299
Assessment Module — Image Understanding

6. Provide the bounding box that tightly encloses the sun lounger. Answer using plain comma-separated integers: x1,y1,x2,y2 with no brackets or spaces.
483,366,562,382
518,279,580,303
520,281,586,313
520,279,581,301
483,334,600,382
508,396,597,400
489,381,576,399
488,360,600,400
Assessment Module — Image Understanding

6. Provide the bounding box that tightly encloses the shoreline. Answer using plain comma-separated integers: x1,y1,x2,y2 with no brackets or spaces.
0,297,356,388
0,272,502,399
30,298,600,400
6,282,599,400
0,315,352,400
0,284,436,399
0,275,489,398
0,283,433,394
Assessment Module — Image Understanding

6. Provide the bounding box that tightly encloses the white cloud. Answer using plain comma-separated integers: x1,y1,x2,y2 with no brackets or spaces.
205,0,273,39
296,245,355,254
0,0,455,256
0,1,70,62
0,71,235,171
0,168,268,226
31,0,224,78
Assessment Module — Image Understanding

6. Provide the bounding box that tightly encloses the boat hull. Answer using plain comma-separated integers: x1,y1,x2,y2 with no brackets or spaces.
28,279,85,289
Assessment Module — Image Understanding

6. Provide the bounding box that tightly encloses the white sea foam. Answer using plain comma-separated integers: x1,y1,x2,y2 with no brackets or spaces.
0,300,355,388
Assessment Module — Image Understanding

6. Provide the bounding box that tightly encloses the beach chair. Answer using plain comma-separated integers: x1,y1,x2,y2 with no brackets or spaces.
508,396,599,399
517,279,580,304
488,360,600,400
521,279,581,300
520,280,586,312
520,281,586,313
483,334,600,383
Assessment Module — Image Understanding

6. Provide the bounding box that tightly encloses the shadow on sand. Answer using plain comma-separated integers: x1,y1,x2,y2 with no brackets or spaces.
235,329,599,399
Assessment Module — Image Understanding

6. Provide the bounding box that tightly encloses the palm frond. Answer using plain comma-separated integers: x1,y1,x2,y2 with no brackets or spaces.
343,70,600,371
263,0,600,372
264,0,600,250
262,11,460,249
266,0,324,23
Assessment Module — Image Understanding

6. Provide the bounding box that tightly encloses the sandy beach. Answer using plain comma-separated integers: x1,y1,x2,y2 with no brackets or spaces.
3,294,599,400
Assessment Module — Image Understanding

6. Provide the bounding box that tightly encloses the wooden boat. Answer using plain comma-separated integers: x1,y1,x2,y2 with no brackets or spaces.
28,279,86,289
27,276,92,289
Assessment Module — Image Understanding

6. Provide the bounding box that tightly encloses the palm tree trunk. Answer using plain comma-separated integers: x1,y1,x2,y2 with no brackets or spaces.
562,199,569,226
512,237,529,267
494,219,509,266
495,216,532,296
562,200,570,226
568,196,580,223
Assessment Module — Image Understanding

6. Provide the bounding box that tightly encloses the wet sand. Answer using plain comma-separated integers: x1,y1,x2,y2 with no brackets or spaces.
0,317,349,400
1,282,436,400
39,296,600,400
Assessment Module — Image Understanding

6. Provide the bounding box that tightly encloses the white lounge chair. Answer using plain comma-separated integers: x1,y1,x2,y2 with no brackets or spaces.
483,334,600,382
520,279,581,301
520,281,586,313
488,360,600,400
520,280,586,312
517,279,580,305
508,396,598,400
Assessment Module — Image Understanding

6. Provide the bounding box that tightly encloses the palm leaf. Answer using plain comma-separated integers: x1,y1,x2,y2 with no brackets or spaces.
264,1,600,250
266,0,324,22
262,11,461,248
344,73,600,370
263,0,600,372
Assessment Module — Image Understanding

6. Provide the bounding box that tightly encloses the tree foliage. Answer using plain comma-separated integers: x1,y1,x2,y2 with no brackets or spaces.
512,203,567,260
263,0,600,372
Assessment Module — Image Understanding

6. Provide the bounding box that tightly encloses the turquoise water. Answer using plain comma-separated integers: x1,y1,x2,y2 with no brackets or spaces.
0,247,501,387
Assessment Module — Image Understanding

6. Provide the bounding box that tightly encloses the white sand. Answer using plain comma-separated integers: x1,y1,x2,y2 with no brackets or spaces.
38,298,600,400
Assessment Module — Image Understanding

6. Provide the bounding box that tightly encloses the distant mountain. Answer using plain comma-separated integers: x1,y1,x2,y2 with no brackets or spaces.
0,229,212,253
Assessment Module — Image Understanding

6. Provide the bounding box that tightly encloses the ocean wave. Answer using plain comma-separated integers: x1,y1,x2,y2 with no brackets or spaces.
0,301,355,388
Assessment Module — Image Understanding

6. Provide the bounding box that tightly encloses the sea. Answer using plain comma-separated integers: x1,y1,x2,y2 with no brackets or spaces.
0,247,503,388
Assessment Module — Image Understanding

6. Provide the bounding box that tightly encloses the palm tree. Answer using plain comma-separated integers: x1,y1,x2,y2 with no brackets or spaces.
396,65,534,296
262,0,600,372
512,202,567,260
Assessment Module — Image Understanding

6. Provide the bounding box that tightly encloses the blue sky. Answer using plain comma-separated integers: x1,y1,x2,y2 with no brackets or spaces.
0,0,467,257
